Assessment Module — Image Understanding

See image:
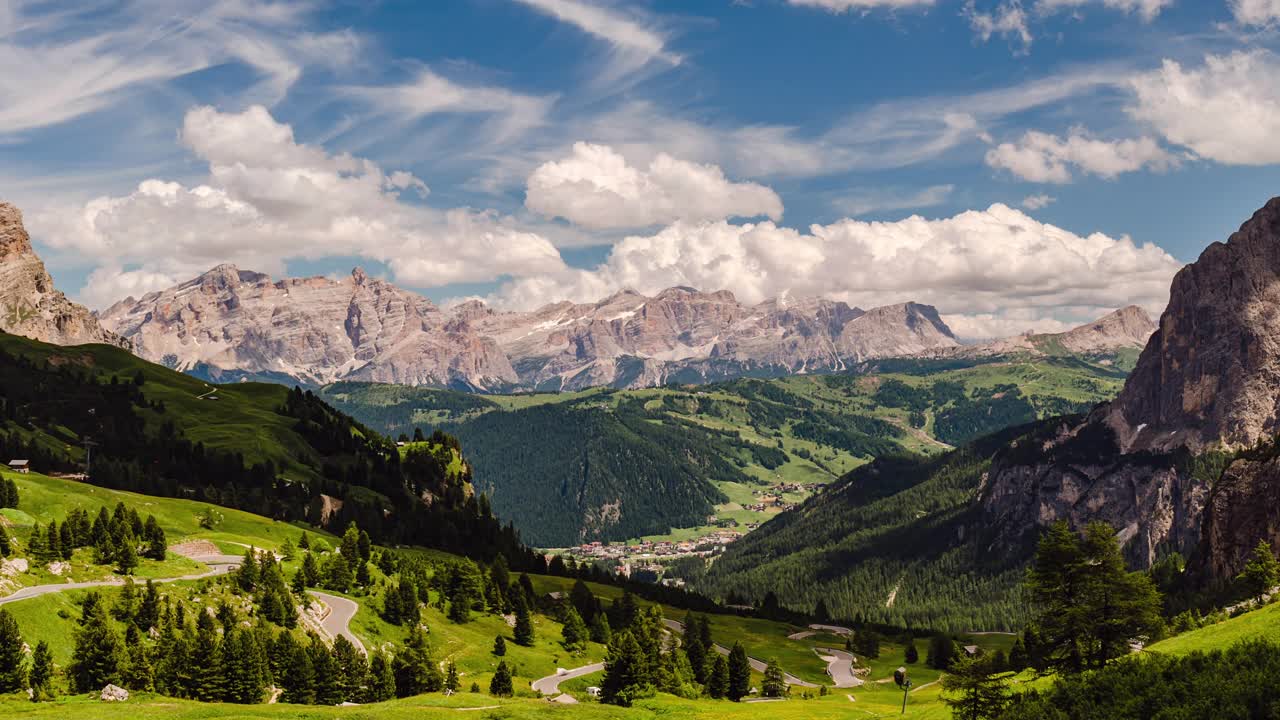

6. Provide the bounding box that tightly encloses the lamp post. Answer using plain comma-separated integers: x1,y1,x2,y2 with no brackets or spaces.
893,666,912,714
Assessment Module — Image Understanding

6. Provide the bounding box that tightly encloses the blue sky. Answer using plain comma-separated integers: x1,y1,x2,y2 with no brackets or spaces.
2,0,1279,338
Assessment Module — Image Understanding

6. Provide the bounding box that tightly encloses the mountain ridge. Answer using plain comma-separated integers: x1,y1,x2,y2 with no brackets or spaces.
99,262,965,391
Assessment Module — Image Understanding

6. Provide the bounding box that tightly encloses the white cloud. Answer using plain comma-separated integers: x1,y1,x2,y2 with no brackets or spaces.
831,184,954,216
985,129,1175,183
1128,51,1280,166
1022,193,1056,209
28,105,565,307
786,0,936,11
1035,0,1173,21
491,204,1182,338
525,142,783,229
1231,0,1280,25
511,0,679,82
965,1,1033,54
343,68,556,143
0,1,353,135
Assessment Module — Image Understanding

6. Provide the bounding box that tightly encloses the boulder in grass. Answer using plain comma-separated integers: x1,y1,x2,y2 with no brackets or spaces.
100,684,129,702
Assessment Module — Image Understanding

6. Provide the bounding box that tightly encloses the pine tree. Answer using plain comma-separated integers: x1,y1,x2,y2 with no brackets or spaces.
489,661,513,697
68,591,124,692
905,639,920,664
366,652,396,702
941,655,1010,720
223,627,267,703
116,539,138,575
493,635,507,656
683,617,708,684
0,608,26,693
189,610,225,701
278,634,316,704
590,611,612,646
357,529,372,563
727,642,751,701
601,631,650,707
113,576,138,622
121,627,154,692
1008,637,1027,671
706,653,729,699
1239,539,1280,601
59,521,74,561
561,604,588,655
393,625,442,697
310,634,342,706
143,515,166,560
301,551,320,587
341,524,360,564
927,633,956,670
239,548,260,591
29,640,53,701
356,559,372,588
332,635,367,703
761,657,787,698
279,537,296,562
513,591,535,647
299,532,311,551
323,554,353,593
445,662,460,693
46,519,61,562
0,527,9,557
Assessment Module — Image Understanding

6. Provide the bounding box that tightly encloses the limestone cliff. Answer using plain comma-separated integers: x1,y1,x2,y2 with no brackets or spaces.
0,202,128,349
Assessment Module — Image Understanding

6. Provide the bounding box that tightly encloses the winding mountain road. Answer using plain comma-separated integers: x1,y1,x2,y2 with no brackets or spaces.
661,618,819,688
531,662,605,695
0,556,242,606
815,647,861,688
306,590,366,655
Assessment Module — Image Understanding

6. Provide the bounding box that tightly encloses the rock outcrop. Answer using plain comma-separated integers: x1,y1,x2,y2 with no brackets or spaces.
980,196,1280,582
102,271,961,390
0,202,128,349
1110,197,1280,454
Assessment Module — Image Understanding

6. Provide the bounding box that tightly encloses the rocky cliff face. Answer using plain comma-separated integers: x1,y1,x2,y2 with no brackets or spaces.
981,196,1280,582
1110,197,1280,454
99,265,519,389
0,202,128,349
103,271,962,390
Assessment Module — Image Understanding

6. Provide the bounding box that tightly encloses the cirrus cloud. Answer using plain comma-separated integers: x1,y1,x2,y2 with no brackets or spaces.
524,142,783,230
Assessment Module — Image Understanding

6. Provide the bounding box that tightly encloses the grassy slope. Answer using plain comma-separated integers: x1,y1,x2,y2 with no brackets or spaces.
0,334,321,481
1144,600,1280,657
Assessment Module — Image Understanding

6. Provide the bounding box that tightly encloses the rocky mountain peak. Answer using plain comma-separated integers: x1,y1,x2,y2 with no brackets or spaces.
0,202,34,258
1110,195,1280,453
0,201,129,349
351,266,369,285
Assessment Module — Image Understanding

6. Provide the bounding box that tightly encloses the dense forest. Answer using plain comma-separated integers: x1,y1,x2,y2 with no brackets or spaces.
0,333,538,569
695,425,1046,632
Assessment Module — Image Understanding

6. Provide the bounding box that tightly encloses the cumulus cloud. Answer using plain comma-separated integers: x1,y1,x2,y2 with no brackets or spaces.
490,204,1182,339
985,128,1176,183
1128,51,1280,166
1230,0,1280,25
1035,0,1173,21
524,142,783,229
29,106,565,307
1022,193,1056,210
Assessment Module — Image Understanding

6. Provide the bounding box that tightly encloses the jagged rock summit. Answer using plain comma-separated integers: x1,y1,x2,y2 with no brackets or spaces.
0,202,128,349
1110,196,1280,454
101,267,963,390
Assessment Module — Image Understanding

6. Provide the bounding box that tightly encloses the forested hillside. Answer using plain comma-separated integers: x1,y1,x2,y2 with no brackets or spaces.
0,331,533,566
323,356,1126,546
694,424,1049,632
